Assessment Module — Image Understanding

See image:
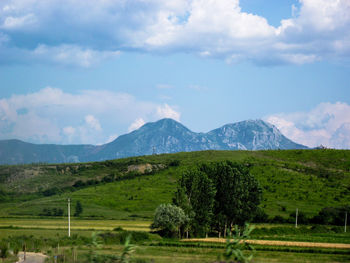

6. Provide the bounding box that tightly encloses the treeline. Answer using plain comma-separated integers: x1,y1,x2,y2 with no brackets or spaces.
39,201,83,217
152,161,262,238
39,207,64,216
254,206,350,226
41,170,155,197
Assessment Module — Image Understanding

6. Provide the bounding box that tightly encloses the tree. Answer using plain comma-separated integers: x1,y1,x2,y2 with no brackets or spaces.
151,204,187,237
174,161,262,238
74,200,83,217
172,186,194,238
190,170,216,237
174,169,216,237
201,161,262,233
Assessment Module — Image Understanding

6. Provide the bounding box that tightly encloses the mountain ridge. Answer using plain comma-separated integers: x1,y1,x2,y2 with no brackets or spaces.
0,118,308,164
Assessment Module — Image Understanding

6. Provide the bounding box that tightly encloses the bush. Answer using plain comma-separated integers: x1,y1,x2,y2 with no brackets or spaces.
98,231,151,245
42,187,62,196
151,204,187,238
289,211,309,225
271,215,287,224
311,206,350,225
74,201,83,217
252,207,269,223
102,174,115,183
310,225,331,233
168,160,181,167
0,242,8,260
40,207,64,216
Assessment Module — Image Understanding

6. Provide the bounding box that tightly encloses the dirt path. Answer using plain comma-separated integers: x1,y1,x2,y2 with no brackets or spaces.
182,238,350,249
16,252,47,263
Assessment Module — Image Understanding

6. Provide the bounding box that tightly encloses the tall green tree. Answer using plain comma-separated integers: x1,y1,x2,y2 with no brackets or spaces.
201,161,262,233
174,169,216,237
74,200,83,217
172,186,194,238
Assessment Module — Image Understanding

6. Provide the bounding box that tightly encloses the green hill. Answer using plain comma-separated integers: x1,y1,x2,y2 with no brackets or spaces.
0,149,349,220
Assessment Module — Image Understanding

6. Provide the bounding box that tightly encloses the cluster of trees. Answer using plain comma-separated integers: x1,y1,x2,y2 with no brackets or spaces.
40,207,64,216
39,200,83,217
267,206,350,226
152,161,262,238
42,171,146,197
72,170,157,189
74,200,83,217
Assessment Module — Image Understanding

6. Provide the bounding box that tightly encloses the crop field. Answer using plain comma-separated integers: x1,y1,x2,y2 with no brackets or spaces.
0,218,350,262
0,218,151,233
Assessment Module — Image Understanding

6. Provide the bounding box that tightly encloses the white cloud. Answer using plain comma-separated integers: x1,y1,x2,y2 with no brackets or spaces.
0,0,349,65
63,126,75,136
156,104,181,121
62,126,76,143
2,13,37,29
128,118,146,132
85,115,101,131
330,123,350,149
0,87,181,144
266,102,350,149
33,44,121,67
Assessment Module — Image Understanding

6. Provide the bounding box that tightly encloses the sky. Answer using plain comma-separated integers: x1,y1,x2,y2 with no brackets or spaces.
0,0,349,148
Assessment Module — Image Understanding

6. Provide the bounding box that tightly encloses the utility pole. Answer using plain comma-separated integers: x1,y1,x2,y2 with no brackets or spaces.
295,208,298,228
345,211,348,233
68,198,71,237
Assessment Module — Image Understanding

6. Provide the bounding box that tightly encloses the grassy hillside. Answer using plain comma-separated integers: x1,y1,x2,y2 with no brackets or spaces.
0,149,349,220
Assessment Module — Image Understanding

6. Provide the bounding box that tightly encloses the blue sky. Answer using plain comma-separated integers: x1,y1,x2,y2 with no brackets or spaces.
0,0,349,148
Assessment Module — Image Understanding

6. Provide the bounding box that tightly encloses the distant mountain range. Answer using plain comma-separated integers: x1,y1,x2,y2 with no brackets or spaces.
0,119,307,164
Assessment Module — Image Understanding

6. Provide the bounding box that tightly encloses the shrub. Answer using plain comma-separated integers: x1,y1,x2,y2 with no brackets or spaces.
74,201,83,217
168,159,181,167
252,207,269,223
0,242,8,260
220,224,255,263
99,231,151,245
42,187,62,196
289,211,309,225
73,180,86,188
151,204,188,238
271,215,287,224
311,206,350,225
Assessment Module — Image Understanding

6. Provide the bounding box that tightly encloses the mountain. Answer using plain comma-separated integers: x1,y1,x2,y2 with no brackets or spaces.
0,139,97,164
0,119,307,164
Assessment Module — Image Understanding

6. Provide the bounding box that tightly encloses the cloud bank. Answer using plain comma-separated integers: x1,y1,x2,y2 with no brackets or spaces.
266,102,350,149
0,87,181,144
0,0,349,66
